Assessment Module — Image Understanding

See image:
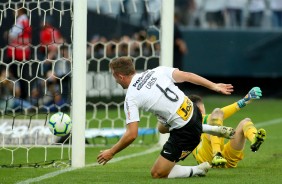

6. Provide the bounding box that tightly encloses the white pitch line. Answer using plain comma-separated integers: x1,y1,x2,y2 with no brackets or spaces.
16,146,161,184
255,118,282,128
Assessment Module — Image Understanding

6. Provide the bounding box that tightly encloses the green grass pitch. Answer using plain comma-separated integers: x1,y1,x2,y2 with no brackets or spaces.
1,95,282,183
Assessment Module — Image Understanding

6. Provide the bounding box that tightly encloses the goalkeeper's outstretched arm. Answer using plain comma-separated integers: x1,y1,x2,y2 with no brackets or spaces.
221,87,262,119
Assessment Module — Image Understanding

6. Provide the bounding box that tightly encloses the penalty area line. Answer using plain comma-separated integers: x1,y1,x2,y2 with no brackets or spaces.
256,118,282,128
16,146,161,184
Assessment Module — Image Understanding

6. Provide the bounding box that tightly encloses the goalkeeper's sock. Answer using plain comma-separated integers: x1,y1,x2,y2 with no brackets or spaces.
221,102,240,119
211,136,224,155
243,121,257,142
168,164,210,178
209,118,224,154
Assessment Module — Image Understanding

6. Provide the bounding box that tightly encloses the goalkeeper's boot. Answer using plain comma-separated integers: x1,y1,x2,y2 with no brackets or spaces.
195,162,211,177
212,152,227,167
251,128,266,152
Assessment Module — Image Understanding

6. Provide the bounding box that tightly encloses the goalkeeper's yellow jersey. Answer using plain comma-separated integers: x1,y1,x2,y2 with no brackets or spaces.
192,102,240,163
192,114,215,163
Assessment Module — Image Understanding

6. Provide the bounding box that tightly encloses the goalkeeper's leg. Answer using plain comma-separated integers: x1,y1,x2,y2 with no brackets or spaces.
203,105,235,139
230,118,266,152
208,108,228,167
220,118,255,168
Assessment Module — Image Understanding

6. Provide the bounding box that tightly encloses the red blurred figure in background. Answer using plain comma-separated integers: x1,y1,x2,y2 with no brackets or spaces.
6,8,32,61
40,16,64,60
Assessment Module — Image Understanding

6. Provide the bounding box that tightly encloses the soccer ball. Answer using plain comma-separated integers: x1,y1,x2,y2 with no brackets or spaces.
48,112,72,136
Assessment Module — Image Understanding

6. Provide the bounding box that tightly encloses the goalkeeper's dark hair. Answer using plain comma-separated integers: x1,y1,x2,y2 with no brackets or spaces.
109,56,136,76
188,94,203,104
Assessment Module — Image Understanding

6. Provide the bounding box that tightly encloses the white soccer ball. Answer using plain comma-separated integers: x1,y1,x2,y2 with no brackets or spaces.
48,112,72,136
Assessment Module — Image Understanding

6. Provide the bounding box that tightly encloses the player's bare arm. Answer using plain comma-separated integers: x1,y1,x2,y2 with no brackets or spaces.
97,121,139,165
172,69,233,95
158,122,169,134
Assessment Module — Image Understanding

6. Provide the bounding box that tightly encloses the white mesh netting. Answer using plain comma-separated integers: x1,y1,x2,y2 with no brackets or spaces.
0,0,161,167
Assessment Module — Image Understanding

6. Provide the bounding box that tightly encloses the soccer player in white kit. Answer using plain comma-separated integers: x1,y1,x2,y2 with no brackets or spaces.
97,57,234,178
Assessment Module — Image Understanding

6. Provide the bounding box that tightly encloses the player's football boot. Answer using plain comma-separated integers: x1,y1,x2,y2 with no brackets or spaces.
196,162,212,177
211,152,227,167
212,126,235,139
220,126,235,139
251,128,266,152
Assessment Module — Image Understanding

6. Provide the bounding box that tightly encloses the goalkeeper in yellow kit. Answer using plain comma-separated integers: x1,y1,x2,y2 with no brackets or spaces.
191,87,266,168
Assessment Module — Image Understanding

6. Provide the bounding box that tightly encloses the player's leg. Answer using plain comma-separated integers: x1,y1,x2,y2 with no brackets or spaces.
208,108,227,166
230,118,251,150
223,118,266,168
151,149,211,178
150,155,175,178
222,120,247,167
202,124,235,139
202,109,235,139
152,107,211,179
230,118,266,151
168,161,211,178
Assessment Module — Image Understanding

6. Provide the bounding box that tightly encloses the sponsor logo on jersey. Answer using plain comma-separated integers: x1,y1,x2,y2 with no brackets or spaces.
132,77,142,87
125,101,131,120
132,70,149,87
137,71,155,90
146,77,157,89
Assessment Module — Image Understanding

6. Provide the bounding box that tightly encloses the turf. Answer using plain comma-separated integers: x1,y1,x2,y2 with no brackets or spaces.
1,96,282,184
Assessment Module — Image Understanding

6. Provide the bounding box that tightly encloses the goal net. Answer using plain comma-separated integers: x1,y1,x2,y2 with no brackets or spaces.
0,0,73,168
0,0,173,168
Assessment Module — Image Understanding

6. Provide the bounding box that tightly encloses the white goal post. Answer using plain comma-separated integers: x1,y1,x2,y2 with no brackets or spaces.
159,0,174,146
70,0,175,166
72,0,87,168
71,0,174,166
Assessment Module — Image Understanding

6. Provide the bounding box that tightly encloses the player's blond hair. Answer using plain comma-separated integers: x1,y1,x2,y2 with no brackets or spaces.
109,56,136,76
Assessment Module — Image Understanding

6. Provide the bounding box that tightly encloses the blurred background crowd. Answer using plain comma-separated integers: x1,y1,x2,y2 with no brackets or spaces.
174,0,282,29
1,0,282,113
87,0,282,29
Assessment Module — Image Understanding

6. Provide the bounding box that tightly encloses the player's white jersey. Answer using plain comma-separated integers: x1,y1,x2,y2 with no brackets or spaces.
124,66,194,130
